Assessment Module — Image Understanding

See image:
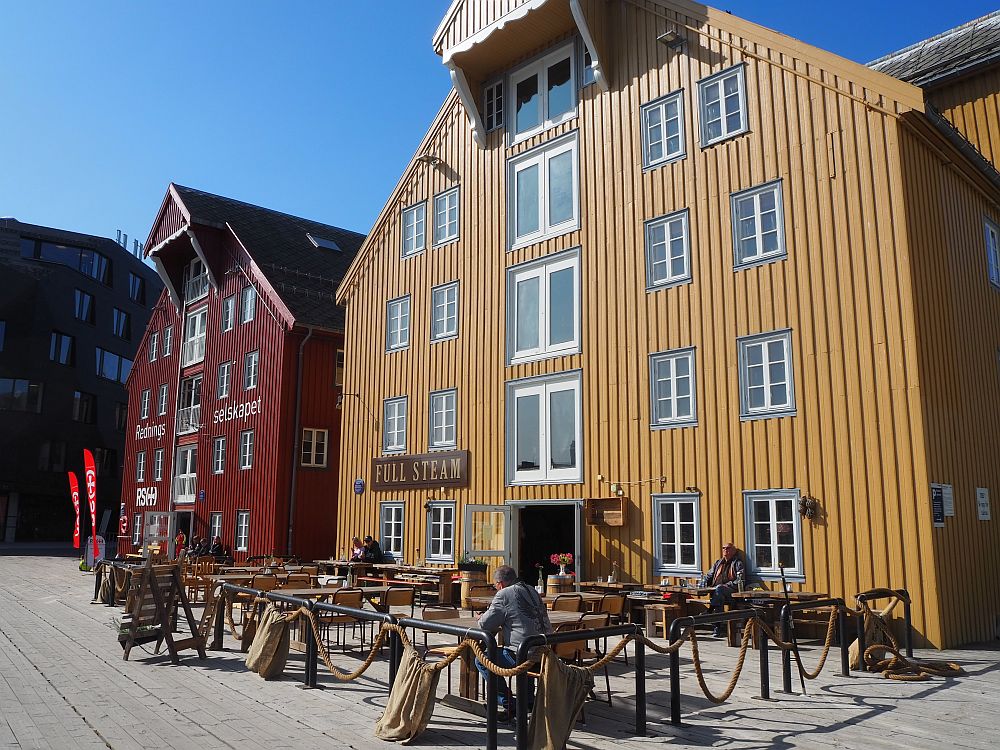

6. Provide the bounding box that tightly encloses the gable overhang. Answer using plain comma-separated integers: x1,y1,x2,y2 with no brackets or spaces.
146,226,187,310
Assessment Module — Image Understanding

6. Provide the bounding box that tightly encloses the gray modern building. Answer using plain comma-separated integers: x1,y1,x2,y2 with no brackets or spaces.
0,218,162,543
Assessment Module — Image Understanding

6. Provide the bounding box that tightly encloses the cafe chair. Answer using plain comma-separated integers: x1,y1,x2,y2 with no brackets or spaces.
466,585,496,613
281,573,310,589
597,593,628,663
421,605,461,695
576,612,613,708
551,594,584,612
318,587,365,652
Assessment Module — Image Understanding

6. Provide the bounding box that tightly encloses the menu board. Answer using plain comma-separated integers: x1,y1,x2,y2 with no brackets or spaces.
930,484,945,528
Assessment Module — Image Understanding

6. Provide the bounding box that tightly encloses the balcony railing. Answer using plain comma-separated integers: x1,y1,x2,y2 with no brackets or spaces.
173,475,197,504
181,336,205,367
185,273,209,302
176,405,201,435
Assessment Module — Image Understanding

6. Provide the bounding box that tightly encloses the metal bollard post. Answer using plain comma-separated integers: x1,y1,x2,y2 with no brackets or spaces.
302,603,318,688
635,631,646,736
902,593,913,658
486,639,497,750
669,622,682,726
211,589,226,650
388,623,399,688
839,606,849,676
781,612,793,693
516,668,529,750
758,617,770,699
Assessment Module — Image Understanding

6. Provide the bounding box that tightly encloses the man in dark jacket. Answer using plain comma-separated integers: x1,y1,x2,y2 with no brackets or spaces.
361,535,385,564
700,542,747,636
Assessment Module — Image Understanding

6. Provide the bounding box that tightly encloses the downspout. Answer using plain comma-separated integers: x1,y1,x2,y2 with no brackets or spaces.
287,325,313,555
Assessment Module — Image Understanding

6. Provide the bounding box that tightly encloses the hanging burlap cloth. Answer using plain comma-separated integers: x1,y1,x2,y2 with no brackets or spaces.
525,652,594,750
245,604,293,679
375,644,442,743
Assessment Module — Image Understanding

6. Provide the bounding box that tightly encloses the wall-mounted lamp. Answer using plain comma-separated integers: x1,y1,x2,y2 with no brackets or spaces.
684,486,701,495
416,153,442,167
799,495,820,520
656,28,686,49
336,392,378,431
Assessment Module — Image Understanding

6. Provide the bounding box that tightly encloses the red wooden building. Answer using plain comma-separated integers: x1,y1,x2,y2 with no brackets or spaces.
117,184,364,561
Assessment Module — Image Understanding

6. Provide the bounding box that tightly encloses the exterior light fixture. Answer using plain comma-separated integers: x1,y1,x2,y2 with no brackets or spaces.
416,153,442,166
656,29,686,49
336,392,378,431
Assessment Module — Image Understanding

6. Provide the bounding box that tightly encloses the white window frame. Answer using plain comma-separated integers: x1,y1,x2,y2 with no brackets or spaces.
505,371,583,485
380,502,405,561
212,436,226,474
731,180,786,269
641,90,685,169
148,331,158,362
240,286,256,324
429,388,457,450
738,329,796,420
222,295,235,331
235,510,250,552
649,347,697,428
301,427,328,468
645,209,691,289
382,397,407,454
132,513,142,546
136,450,146,483
244,350,259,390
430,282,459,342
426,502,456,562
174,445,197,504
157,383,168,416
386,296,411,352
651,493,702,576
217,361,231,399
140,388,150,420
239,429,254,470
507,131,580,249
483,79,504,132
162,325,173,356
506,248,580,364
433,187,460,246
508,40,577,142
153,448,164,482
181,307,207,367
209,512,223,543
335,349,345,388
698,64,749,147
744,489,804,581
401,202,426,258
986,218,1000,289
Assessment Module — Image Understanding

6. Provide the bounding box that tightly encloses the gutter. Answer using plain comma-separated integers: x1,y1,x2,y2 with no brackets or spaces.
286,325,313,554
923,104,1000,196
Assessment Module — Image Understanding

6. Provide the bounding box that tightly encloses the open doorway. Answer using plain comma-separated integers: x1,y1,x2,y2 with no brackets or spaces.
515,504,578,585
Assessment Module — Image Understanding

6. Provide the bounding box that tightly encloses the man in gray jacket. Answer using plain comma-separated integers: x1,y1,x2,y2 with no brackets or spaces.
475,564,553,717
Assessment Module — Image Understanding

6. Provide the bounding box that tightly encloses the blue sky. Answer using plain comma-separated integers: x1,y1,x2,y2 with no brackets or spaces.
1,1,995,246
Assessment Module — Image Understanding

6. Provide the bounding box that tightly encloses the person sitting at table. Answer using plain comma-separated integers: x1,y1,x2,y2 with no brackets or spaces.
349,536,364,561
209,535,225,558
475,564,552,718
187,535,201,556
361,535,385,564
700,542,747,636
197,536,211,556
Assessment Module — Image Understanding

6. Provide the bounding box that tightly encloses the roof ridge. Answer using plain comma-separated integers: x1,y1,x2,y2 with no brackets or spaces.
868,10,1000,66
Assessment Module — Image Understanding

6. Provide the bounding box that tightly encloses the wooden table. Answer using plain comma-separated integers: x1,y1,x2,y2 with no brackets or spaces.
466,592,605,612
577,580,645,593
371,564,459,604
313,560,371,584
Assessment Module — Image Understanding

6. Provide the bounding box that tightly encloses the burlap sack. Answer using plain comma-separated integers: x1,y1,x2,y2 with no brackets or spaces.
245,604,293,679
525,651,594,750
374,644,441,744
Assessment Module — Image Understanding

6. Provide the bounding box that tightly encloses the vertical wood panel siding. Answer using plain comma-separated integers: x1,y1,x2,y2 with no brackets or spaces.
929,68,1000,169
338,0,995,646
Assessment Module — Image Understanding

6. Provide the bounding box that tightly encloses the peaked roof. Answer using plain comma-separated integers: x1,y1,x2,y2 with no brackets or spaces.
170,184,366,331
868,11,1000,88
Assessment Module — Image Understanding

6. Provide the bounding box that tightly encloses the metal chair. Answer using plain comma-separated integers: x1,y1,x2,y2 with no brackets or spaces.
421,604,461,694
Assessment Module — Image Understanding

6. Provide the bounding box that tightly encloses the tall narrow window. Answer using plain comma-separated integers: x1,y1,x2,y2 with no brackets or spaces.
132,513,142,546
176,375,202,435
383,396,407,453
386,296,410,351
128,272,145,304
380,503,405,561
731,180,786,268
112,308,131,340
985,218,1000,289
744,490,803,580
209,512,223,543
645,209,691,289
244,350,259,390
506,372,582,484
507,249,579,363
431,282,459,341
738,330,795,420
426,503,455,561
49,332,75,365
652,494,701,575
72,391,96,423
433,187,460,245
401,202,426,257
212,436,226,474
649,348,697,427
181,308,207,366
217,361,231,399
235,510,250,552
74,289,94,323
222,294,236,331
185,257,209,302
334,349,345,387
301,428,328,467
140,388,150,420
429,389,457,449
148,331,158,361
507,132,579,248
483,79,504,131
698,64,748,146
641,91,685,168
240,286,256,324
239,430,254,469
153,448,164,481
0,379,44,413
136,451,146,483
174,445,197,504
0,320,4,352
509,41,576,140
162,325,173,356
157,383,168,416
115,402,127,431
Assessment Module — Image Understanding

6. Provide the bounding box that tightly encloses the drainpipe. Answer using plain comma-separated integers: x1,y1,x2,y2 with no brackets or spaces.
287,326,313,555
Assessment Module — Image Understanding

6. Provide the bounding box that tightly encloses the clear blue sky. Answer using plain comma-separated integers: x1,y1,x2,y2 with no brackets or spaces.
1,1,995,245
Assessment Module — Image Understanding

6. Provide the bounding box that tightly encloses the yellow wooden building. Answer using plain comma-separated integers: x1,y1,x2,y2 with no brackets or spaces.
334,0,1000,648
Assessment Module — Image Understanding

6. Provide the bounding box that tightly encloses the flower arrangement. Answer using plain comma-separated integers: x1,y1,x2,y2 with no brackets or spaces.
550,552,573,566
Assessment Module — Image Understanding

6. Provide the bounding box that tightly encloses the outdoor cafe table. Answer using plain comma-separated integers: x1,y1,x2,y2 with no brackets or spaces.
371,564,459,604
466,592,605,613
312,559,371,585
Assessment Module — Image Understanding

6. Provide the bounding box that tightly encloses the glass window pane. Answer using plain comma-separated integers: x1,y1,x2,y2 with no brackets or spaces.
549,388,576,469
516,164,539,236
515,277,539,351
778,546,796,568
547,151,573,226
547,57,572,117
755,547,772,568
548,267,573,346
515,74,539,133
515,394,540,471
754,499,770,521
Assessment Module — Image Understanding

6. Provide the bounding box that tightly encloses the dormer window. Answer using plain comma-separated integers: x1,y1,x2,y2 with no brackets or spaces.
184,257,209,303
510,41,576,141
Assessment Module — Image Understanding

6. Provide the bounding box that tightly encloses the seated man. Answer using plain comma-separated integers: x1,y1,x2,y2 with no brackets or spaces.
361,535,385,564
209,535,225,558
475,565,553,718
700,542,746,636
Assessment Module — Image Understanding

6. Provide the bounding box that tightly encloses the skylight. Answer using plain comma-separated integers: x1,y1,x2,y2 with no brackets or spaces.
307,233,341,252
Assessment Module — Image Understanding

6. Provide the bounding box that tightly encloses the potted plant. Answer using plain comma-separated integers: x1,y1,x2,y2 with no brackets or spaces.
457,552,487,572
550,552,573,575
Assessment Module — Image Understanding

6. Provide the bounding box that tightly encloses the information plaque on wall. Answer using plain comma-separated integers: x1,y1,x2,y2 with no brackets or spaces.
976,487,992,521
930,484,945,528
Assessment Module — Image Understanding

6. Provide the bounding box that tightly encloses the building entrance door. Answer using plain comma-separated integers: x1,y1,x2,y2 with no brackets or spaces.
142,511,176,558
508,501,582,586
463,505,511,572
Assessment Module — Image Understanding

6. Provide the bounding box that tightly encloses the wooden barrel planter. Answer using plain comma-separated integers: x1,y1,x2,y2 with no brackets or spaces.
546,573,574,596
460,568,487,608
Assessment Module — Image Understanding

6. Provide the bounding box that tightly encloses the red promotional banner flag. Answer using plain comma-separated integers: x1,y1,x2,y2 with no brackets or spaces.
83,449,99,559
67,472,81,549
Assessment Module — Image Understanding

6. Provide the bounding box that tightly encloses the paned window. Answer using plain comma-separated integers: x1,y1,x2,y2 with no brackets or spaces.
235,510,250,552
94,348,132,384
738,330,795,419
698,65,748,146
72,391,96,423
401,202,426,257
240,286,256,324
744,490,803,579
383,397,407,454
649,348,697,427
37,440,66,472
132,513,142,546
153,448,164,481
128,272,145,304
209,512,222,543
986,218,1000,289
157,383,168,416
115,402,127,432
645,209,691,289
112,308,131,339
507,249,579,363
506,371,582,484
426,503,455,562
174,445,197,504
148,331,158,362
507,132,579,248
140,388,150,419
641,91,685,168
380,503,405,561
185,257,209,302
74,289,94,323
136,451,146,483
0,379,44,413
484,80,504,131
177,375,202,435
217,361,231,399
386,296,410,351
244,350,259,390
509,41,576,140
431,282,459,341
433,187,459,245
301,428,328,467
239,430,254,470
222,294,236,331
213,436,226,474
732,180,786,268
49,332,75,365
429,389,457,449
652,494,701,574
181,308,207,367
334,349,345,387
162,325,173,356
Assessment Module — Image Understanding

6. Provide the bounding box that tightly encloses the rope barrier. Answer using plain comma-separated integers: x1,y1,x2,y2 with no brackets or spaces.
863,643,964,681
758,608,839,680
687,620,755,703
223,592,266,640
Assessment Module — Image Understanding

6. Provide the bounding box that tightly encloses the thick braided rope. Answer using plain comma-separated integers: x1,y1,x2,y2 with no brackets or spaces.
299,608,391,680
631,629,691,655
758,609,839,680
863,643,964,681
687,620,755,704
224,592,266,640
113,567,129,599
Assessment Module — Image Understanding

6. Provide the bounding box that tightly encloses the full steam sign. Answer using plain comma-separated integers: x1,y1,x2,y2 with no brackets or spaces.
214,398,263,424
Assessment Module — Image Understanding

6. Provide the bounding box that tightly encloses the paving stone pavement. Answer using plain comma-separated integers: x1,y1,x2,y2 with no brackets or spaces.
1,555,999,749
